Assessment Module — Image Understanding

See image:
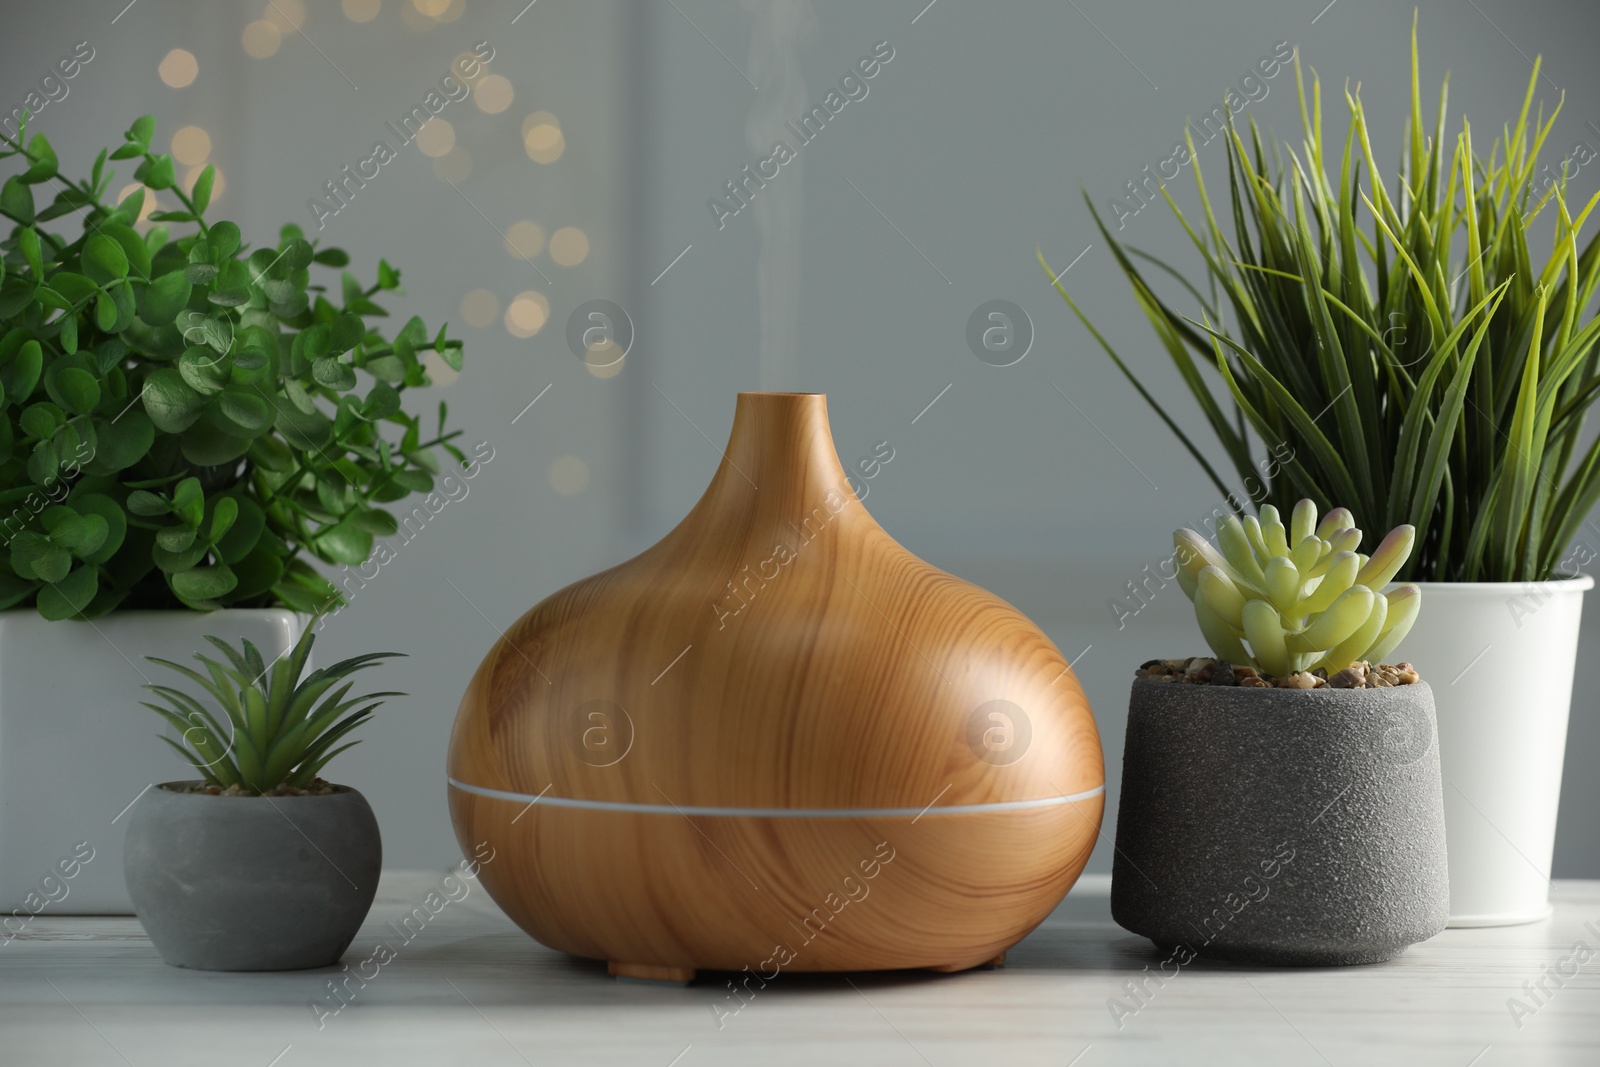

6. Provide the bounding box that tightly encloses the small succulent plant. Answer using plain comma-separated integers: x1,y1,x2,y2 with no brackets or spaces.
1173,500,1421,679
142,624,402,793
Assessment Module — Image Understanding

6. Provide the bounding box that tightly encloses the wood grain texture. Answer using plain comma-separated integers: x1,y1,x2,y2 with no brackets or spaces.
448,392,1103,974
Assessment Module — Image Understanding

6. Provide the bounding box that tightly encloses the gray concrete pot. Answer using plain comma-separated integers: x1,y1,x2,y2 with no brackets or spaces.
1111,676,1447,965
124,782,381,971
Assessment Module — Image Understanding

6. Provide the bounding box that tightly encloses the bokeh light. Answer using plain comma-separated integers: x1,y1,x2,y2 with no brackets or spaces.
242,20,282,57
474,75,513,114
504,291,550,338
549,227,589,267
414,119,455,158
432,146,472,183
548,456,590,496
503,220,545,260
458,289,500,329
523,123,564,164
342,0,381,22
170,126,211,165
158,49,198,88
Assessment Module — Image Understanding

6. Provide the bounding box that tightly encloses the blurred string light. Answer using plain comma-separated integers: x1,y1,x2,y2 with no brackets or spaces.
405,0,462,29
458,289,499,329
473,74,513,114
548,456,589,496
585,343,625,379
414,118,455,157
503,220,544,260
451,50,487,86
170,125,210,165
504,291,549,338
342,0,381,23
432,146,472,183
549,227,588,267
158,49,197,88
242,20,281,58
522,111,564,163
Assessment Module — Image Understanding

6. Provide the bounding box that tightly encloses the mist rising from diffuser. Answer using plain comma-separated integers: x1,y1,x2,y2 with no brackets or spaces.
742,0,815,390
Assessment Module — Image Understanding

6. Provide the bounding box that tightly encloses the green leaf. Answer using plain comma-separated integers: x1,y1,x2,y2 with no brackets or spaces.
178,346,228,396
155,524,197,552
83,234,130,284
208,496,239,543
362,381,400,420
36,565,97,620
141,368,206,432
127,490,170,517
70,494,128,565
171,563,237,603
135,155,175,191
0,178,35,224
41,506,108,557
47,366,100,415
17,228,42,279
171,477,204,527
8,340,42,401
314,519,373,565
94,291,117,332
138,273,192,326
180,420,253,466
11,532,70,583
129,115,155,149
190,165,215,214
18,402,60,440
275,401,332,450
87,411,155,472
218,388,272,434
20,134,58,184
282,238,314,273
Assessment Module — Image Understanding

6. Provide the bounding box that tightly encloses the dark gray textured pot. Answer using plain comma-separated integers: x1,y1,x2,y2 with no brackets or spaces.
124,782,381,971
1111,677,1447,965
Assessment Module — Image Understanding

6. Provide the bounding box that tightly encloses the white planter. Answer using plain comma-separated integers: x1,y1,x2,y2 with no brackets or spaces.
0,609,305,916
1393,577,1591,927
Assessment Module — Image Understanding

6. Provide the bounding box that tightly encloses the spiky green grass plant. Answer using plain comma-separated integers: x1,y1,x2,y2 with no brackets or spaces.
142,624,402,793
1176,499,1420,677
1043,18,1600,582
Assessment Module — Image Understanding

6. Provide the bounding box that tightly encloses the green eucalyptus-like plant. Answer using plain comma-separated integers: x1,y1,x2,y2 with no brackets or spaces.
143,624,400,793
0,113,467,618
1175,499,1422,677
1043,19,1600,583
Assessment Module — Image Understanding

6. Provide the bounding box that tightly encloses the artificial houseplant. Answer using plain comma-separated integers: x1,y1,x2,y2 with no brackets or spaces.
0,114,466,617
124,624,399,970
0,112,466,915
1043,20,1593,924
1111,499,1447,965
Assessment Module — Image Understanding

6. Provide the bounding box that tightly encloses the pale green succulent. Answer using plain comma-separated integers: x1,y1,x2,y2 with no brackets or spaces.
1174,500,1421,678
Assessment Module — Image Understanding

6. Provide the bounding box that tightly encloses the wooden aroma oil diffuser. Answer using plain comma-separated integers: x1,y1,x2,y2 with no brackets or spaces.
447,392,1103,980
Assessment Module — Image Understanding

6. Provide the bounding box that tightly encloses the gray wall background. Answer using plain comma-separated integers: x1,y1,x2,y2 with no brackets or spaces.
5,0,1599,876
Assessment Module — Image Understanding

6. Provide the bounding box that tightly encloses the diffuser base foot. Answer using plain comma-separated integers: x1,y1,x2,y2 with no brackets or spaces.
608,962,696,983
929,952,1006,973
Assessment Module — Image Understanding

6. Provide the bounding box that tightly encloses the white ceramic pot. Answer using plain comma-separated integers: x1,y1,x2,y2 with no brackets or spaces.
1392,577,1591,927
0,609,305,916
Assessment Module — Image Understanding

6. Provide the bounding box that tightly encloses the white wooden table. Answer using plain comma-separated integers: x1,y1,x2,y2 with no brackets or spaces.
4,871,1597,1065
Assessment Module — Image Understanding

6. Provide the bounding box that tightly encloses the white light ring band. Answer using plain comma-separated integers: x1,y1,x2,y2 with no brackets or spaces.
447,776,1105,819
